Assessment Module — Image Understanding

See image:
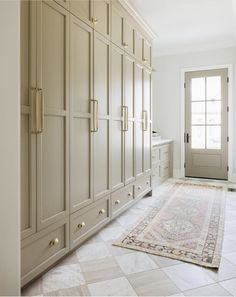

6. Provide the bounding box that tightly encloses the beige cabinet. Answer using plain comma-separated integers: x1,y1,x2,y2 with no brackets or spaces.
111,45,124,191
124,17,135,56
93,0,111,38
70,0,92,26
70,16,94,213
143,38,152,68
35,1,69,231
93,32,110,200
20,0,37,240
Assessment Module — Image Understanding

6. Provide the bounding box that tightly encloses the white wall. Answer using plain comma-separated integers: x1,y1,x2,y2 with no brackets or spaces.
152,47,236,180
0,1,21,295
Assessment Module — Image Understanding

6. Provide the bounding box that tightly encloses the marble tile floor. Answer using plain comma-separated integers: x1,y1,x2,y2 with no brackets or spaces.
22,179,236,297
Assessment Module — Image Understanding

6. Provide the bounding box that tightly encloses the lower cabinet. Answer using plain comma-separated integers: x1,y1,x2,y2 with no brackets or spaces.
111,185,134,218
135,175,152,199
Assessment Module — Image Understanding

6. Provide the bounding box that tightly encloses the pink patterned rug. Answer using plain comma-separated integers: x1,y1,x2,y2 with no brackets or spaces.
113,182,226,268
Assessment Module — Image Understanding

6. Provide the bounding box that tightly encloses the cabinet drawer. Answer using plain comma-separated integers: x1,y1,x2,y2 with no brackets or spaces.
152,148,160,163
160,145,169,162
135,176,151,198
161,161,170,178
111,186,134,217
21,219,69,285
152,163,160,178
70,199,109,248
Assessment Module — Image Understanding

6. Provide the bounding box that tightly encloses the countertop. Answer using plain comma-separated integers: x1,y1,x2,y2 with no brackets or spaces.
152,139,173,147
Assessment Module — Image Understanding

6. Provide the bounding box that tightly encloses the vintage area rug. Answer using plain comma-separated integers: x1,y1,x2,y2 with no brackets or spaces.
113,182,226,268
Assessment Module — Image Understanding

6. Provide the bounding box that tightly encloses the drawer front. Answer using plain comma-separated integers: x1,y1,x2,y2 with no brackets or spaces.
152,163,160,178
111,186,134,216
135,176,151,198
71,199,109,247
21,220,68,280
161,161,170,178
152,148,160,163
160,145,169,162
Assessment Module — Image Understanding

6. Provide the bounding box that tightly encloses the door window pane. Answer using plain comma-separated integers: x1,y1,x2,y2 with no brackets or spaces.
191,77,205,101
207,101,221,125
207,76,221,100
207,126,221,149
192,102,205,125
192,126,205,149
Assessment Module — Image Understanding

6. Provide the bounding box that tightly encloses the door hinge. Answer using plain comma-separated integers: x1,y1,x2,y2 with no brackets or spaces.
227,77,229,83
227,106,229,112
227,166,229,172
227,136,229,142
184,82,186,88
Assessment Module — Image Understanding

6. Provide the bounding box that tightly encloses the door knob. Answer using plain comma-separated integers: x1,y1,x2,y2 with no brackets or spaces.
123,42,128,48
115,199,121,205
78,222,86,229
128,192,133,197
138,186,142,190
99,209,105,214
49,237,59,246
92,17,98,25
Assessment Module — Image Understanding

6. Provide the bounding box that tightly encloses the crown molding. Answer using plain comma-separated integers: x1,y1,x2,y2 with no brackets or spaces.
118,0,157,40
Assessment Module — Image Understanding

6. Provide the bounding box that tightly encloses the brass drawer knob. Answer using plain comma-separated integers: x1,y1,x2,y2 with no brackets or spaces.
123,42,128,48
99,208,105,214
128,192,133,197
138,186,142,190
49,237,59,247
143,58,148,63
92,17,98,25
78,222,86,229
115,199,121,205
146,181,149,185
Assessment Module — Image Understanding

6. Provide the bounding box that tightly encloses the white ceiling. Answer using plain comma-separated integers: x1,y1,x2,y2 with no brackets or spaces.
127,0,236,56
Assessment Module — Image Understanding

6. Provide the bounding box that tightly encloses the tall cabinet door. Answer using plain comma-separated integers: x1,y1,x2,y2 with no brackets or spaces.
93,32,110,200
36,1,69,230
20,0,37,239
124,55,135,184
70,0,92,27
111,2,124,49
70,16,94,213
143,68,152,173
111,45,124,191
135,63,144,178
93,0,110,38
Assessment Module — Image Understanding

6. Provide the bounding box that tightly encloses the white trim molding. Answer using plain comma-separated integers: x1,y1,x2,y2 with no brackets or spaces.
180,64,234,182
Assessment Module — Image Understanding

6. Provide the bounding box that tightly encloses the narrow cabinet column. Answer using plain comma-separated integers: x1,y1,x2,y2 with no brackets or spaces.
20,0,37,239
36,1,69,230
135,63,144,178
92,0,111,38
70,0,92,27
93,32,110,200
143,68,152,173
111,45,124,191
70,17,94,213
124,55,135,184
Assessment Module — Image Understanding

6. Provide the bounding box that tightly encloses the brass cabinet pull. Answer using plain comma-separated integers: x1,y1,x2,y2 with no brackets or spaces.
49,237,59,246
122,106,128,132
36,88,40,134
78,222,86,229
92,17,98,25
128,192,133,197
115,199,120,205
142,110,148,131
138,186,142,190
143,58,148,63
99,209,105,214
123,42,128,48
146,181,149,185
38,88,44,133
91,99,98,132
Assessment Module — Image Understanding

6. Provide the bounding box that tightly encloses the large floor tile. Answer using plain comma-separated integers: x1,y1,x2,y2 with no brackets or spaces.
42,264,85,294
80,257,123,284
44,285,90,296
183,283,232,296
220,278,236,295
115,252,157,275
21,278,42,296
99,226,125,242
224,251,236,265
105,241,135,256
76,242,111,262
204,257,236,282
87,277,137,296
149,254,182,268
163,263,215,291
127,268,180,296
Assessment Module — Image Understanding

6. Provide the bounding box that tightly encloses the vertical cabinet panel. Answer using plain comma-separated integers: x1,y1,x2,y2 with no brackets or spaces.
143,39,151,68
70,17,93,212
36,1,69,230
111,3,124,48
70,0,92,26
93,0,110,38
111,45,124,191
135,63,143,119
136,121,143,177
125,56,134,118
135,31,143,62
94,32,110,199
143,69,152,173
125,18,135,56
20,0,37,239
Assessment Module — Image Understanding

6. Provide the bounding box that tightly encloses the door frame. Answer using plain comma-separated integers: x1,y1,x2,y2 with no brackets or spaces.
180,64,234,181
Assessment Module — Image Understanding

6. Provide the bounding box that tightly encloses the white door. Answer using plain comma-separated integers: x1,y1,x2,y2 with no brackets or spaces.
185,69,228,180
